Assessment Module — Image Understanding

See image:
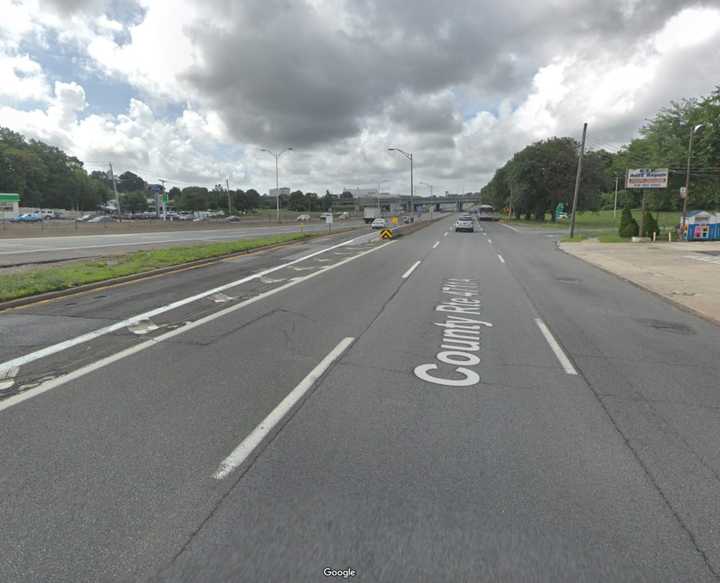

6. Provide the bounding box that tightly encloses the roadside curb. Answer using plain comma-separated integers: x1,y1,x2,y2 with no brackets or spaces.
555,241,720,327
0,228,360,312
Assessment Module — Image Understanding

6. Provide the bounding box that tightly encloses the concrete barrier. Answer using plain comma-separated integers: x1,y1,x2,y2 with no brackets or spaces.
377,214,450,240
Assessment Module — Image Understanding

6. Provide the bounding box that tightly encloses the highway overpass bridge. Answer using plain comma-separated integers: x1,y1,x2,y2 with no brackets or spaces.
353,195,483,212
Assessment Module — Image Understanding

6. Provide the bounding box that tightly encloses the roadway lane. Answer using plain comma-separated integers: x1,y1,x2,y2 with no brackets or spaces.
1,217,719,581
0,222,363,266
486,220,720,575
158,220,717,582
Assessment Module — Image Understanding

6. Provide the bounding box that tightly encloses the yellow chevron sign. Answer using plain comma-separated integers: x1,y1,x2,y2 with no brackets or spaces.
380,229,393,240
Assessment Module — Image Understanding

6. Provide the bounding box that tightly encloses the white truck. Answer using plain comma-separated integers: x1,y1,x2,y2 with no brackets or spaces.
363,207,381,223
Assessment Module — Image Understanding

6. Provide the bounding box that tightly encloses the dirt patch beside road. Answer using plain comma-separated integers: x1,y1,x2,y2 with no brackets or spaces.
559,240,720,326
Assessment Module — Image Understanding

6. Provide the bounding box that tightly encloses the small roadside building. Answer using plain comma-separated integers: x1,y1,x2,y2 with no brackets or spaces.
685,210,720,241
0,193,20,219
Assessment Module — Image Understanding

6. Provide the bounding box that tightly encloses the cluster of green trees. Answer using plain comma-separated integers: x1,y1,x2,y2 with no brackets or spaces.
480,137,613,221
168,187,338,213
481,87,720,220
0,129,349,214
0,128,111,209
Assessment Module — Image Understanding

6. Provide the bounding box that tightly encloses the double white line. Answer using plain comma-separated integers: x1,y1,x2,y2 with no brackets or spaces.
0,239,392,414
0,234,375,378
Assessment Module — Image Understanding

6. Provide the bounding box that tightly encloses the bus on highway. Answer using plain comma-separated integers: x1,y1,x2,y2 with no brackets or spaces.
475,204,500,221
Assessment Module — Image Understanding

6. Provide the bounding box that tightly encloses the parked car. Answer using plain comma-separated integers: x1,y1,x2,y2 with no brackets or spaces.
88,215,114,223
77,214,94,222
14,212,43,222
175,211,193,221
224,215,242,222
371,217,387,229
296,214,311,222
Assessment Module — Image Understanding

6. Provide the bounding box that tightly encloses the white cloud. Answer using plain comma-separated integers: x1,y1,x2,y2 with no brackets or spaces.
0,80,243,186
0,53,51,102
2,1,720,194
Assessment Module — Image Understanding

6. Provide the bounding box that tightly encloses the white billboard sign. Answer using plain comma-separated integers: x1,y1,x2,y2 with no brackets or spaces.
625,168,669,189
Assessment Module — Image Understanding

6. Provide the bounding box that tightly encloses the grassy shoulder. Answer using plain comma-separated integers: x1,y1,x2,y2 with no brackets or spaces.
0,232,314,302
503,209,681,230
559,234,589,242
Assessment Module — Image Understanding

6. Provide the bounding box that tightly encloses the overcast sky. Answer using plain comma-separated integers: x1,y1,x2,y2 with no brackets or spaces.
1,0,719,195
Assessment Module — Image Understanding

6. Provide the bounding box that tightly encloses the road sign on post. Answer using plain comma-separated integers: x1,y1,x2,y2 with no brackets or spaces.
680,186,688,199
380,229,393,240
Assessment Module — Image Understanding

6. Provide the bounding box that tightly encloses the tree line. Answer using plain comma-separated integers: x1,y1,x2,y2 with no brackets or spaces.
0,128,111,210
481,87,720,220
0,128,353,214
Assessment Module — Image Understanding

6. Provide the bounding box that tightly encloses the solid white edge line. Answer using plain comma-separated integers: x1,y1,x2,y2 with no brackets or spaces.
497,254,505,264
402,260,421,279
534,318,578,375
499,223,520,233
432,241,440,249
0,243,392,414
0,232,376,376
212,336,355,480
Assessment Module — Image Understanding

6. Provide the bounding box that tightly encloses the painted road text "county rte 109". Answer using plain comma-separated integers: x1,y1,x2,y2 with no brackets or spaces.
413,278,493,387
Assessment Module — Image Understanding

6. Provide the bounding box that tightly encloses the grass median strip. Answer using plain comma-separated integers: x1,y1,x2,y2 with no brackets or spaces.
0,233,313,302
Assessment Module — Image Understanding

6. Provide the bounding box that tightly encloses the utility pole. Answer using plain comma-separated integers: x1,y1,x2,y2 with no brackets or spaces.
569,122,588,238
613,175,619,218
109,162,121,220
226,178,232,216
158,178,168,220
682,124,705,231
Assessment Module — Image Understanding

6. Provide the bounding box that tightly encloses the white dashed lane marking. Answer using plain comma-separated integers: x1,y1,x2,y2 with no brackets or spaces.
402,261,422,279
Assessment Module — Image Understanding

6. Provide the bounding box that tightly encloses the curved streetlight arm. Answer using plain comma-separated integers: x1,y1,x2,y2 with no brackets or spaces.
388,147,411,161
388,147,414,216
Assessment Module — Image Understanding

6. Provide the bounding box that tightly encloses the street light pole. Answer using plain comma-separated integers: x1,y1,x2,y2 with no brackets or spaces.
226,177,232,216
260,147,293,223
682,124,704,230
109,162,120,220
377,180,390,210
388,147,414,218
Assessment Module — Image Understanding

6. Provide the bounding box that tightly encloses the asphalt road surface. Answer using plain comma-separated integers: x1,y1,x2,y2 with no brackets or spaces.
0,222,362,266
1,216,720,582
